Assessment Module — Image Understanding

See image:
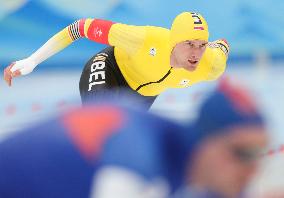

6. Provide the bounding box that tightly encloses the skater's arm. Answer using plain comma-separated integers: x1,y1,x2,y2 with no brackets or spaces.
5,19,112,76
21,18,145,66
4,18,145,86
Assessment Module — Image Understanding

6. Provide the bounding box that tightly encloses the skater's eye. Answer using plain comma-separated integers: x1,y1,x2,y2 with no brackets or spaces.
186,42,194,47
231,146,263,163
199,43,208,48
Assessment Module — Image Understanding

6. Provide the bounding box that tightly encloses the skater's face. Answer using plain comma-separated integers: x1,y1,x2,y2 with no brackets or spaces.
187,125,268,198
171,40,207,71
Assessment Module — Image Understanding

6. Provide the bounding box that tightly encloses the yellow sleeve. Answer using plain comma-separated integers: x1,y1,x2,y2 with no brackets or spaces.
108,23,146,56
206,39,230,81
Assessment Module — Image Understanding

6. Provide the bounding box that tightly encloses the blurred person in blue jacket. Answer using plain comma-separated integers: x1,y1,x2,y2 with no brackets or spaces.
0,81,268,198
174,80,268,198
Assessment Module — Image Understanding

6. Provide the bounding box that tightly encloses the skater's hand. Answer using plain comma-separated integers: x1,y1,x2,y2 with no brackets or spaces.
4,58,37,86
215,39,230,56
208,39,230,56
219,39,230,55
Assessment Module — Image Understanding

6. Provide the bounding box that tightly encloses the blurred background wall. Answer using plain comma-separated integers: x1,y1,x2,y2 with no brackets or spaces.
0,0,284,196
1,0,284,66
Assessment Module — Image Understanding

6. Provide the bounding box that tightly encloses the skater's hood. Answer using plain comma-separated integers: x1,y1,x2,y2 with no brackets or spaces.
169,12,209,50
186,79,266,152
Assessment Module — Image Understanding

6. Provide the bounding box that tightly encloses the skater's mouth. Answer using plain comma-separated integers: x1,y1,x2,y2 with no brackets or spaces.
188,59,198,65
185,59,199,71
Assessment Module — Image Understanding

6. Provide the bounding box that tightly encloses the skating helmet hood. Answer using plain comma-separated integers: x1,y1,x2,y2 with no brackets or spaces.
170,12,209,49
